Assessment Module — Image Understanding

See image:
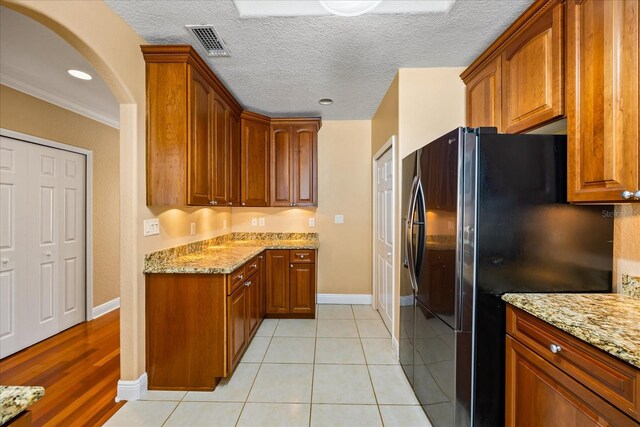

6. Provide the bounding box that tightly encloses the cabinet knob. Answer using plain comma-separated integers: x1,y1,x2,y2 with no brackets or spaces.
634,191,640,200
290,203,293,207
549,344,562,354
290,264,293,268
244,280,252,287
242,202,246,206
228,202,232,206
621,190,634,200
237,274,243,280
293,203,297,206
210,200,217,205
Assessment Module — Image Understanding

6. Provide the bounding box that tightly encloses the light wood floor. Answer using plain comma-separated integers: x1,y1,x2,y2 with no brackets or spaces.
0,309,123,426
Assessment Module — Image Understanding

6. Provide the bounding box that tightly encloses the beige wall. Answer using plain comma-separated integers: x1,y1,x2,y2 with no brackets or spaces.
232,120,373,296
0,84,120,308
614,205,640,286
372,74,399,155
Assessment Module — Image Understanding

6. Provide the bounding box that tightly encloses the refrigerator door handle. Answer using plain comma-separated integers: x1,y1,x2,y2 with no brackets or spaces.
406,177,422,292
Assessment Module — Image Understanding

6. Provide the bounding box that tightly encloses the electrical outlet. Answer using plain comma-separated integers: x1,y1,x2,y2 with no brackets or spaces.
259,217,265,227
334,214,344,224
143,219,160,237
190,222,196,236
308,218,316,227
251,218,258,226
223,219,228,229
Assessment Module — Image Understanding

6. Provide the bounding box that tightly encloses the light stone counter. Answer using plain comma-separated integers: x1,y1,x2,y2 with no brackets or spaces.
0,386,44,425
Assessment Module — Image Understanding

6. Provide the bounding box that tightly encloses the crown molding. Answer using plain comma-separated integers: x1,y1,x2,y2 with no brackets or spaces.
0,72,119,129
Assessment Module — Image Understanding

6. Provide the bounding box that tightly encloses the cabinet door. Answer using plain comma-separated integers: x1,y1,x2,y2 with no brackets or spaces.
289,263,315,315
211,95,229,205
466,57,502,131
187,67,212,206
241,117,270,207
567,0,639,202
266,250,289,314
270,125,293,207
501,3,564,133
246,273,260,338
292,126,317,206
228,111,241,206
258,253,266,319
506,336,634,426
227,285,247,373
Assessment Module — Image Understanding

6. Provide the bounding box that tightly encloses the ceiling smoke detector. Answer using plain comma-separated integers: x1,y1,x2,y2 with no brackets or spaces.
186,25,231,57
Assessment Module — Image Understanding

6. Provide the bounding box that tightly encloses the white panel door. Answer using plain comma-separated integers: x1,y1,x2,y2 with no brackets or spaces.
0,137,29,357
59,150,85,330
376,147,394,332
0,137,86,358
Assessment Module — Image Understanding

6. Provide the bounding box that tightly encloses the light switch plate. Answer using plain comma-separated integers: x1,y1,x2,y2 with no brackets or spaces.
334,215,344,224
251,218,258,226
143,219,160,237
259,217,265,227
308,218,316,227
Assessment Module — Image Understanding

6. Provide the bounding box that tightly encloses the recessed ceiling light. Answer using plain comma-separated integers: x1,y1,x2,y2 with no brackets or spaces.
67,69,92,80
319,98,333,105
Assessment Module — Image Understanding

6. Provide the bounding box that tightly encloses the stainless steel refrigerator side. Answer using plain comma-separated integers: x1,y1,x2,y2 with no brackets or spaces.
399,152,418,386
456,129,478,427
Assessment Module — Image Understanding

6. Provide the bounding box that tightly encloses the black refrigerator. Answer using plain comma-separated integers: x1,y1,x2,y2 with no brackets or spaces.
399,127,613,427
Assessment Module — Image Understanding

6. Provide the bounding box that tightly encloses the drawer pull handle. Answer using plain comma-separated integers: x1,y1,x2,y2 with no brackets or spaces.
251,263,257,269
549,344,562,354
237,274,243,281
299,255,305,258
244,281,252,287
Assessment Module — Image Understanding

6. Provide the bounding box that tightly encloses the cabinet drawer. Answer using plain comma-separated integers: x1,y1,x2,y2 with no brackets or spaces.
227,266,247,295
245,255,261,276
290,250,315,263
507,305,640,421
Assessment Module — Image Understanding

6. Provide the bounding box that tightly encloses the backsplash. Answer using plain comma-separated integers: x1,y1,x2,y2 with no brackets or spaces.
621,274,640,299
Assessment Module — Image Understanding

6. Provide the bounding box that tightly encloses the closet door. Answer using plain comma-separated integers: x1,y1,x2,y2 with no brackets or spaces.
0,137,29,358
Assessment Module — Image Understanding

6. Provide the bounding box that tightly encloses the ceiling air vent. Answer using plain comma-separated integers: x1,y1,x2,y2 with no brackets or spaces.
185,25,230,57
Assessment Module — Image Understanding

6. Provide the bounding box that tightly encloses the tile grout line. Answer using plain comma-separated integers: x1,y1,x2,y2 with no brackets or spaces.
234,318,279,427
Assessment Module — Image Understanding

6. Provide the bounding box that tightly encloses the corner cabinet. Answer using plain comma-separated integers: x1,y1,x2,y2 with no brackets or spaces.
506,305,640,426
241,112,271,207
566,0,639,203
270,119,320,207
462,0,564,134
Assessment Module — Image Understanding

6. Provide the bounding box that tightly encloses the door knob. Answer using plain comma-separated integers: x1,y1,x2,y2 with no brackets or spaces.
387,252,392,258
1,258,8,264
621,190,634,199
45,251,52,257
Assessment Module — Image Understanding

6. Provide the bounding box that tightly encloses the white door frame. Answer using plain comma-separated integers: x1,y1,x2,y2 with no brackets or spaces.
372,135,397,336
1,128,94,320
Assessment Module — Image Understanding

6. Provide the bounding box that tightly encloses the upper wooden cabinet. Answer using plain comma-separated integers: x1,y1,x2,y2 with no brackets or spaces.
501,2,564,133
461,0,564,134
465,57,502,131
143,45,243,207
271,119,320,207
566,0,639,203
228,110,242,206
241,112,271,207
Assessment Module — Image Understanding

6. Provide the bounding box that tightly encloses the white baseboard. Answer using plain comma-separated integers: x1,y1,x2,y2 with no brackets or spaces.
392,336,400,359
116,372,148,402
92,297,120,319
317,294,372,305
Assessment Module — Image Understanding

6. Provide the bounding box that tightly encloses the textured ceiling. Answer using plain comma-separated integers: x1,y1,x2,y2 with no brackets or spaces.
105,0,532,120
0,6,119,127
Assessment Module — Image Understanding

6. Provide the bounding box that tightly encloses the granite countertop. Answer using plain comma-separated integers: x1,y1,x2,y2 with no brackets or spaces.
0,386,44,425
144,233,319,274
502,293,640,369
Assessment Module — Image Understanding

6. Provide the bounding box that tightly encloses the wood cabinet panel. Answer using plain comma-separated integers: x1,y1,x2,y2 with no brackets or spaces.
506,336,634,427
292,127,317,206
246,272,260,338
465,57,502,131
289,264,315,315
266,250,289,314
228,111,241,206
567,0,639,202
187,67,212,206
227,284,247,374
270,125,293,207
211,95,229,205
241,112,270,207
290,250,315,264
258,253,266,319
146,274,226,390
501,2,564,133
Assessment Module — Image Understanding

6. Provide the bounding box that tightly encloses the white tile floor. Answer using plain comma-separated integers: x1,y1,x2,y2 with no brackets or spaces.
105,305,432,427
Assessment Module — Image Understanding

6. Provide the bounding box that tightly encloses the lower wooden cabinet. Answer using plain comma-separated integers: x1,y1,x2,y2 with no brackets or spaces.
227,282,248,372
506,305,640,426
266,249,316,318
